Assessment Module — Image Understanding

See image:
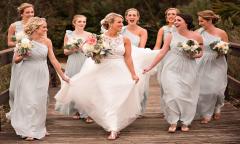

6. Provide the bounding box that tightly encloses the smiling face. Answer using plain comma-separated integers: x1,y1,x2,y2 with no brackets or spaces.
35,20,48,36
111,16,123,32
198,16,210,29
174,16,187,30
166,9,177,24
73,17,86,30
125,9,139,25
21,6,34,20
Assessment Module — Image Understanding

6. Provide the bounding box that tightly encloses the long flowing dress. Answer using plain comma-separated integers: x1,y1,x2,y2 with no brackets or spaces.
11,40,49,139
196,28,227,119
7,21,24,119
158,31,199,125
55,30,87,117
55,34,157,132
122,26,154,114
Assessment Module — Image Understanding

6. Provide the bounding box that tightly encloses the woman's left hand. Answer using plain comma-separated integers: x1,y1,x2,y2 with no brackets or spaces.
62,75,70,83
143,66,152,74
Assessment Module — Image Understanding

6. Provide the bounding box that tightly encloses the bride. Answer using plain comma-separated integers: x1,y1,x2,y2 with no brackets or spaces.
55,12,147,140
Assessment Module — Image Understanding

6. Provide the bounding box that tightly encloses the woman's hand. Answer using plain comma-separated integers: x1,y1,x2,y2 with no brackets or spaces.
62,74,70,83
132,75,139,84
143,66,152,74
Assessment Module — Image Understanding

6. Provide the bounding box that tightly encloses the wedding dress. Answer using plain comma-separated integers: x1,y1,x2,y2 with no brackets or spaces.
55,33,158,132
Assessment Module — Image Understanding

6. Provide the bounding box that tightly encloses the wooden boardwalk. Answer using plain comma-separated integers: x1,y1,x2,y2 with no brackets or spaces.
0,75,240,143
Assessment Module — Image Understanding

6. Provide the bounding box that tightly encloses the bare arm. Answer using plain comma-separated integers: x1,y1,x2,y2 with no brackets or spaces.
143,34,172,73
124,37,139,82
46,38,69,82
7,23,16,47
153,27,164,50
220,30,229,42
138,28,148,48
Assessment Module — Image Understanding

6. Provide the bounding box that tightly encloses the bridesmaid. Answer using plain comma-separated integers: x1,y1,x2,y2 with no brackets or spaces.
7,3,34,47
11,17,69,141
122,8,148,48
7,2,34,119
55,15,93,123
122,8,149,115
153,8,180,50
144,14,203,132
196,10,228,124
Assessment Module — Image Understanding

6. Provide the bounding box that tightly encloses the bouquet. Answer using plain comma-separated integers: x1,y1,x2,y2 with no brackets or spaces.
64,37,84,51
82,34,112,64
12,31,27,43
178,39,202,58
16,37,33,56
209,40,229,57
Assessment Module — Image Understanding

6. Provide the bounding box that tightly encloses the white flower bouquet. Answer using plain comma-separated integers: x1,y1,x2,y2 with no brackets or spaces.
178,39,202,58
209,40,229,57
64,37,84,51
82,34,112,64
12,31,27,42
16,37,33,56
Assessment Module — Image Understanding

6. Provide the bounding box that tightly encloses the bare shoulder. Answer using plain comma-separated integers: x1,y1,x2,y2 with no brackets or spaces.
42,38,53,48
158,26,164,32
8,22,16,30
192,31,203,42
216,28,228,38
123,36,131,43
139,26,147,35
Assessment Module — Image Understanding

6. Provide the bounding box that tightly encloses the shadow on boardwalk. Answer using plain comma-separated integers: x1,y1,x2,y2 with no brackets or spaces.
0,75,240,143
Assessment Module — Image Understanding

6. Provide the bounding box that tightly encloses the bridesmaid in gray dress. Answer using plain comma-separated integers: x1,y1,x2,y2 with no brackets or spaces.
144,14,203,132
55,15,93,123
11,17,69,141
7,3,34,119
153,8,180,50
196,10,228,124
122,8,149,115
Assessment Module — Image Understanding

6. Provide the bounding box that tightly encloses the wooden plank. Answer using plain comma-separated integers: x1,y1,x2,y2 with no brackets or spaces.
0,75,240,143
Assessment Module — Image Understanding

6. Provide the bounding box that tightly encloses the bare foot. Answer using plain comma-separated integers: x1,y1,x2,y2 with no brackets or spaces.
200,117,211,124
213,113,221,120
24,137,34,141
84,117,94,124
107,131,119,140
46,131,50,136
168,124,177,133
181,125,189,132
72,112,80,120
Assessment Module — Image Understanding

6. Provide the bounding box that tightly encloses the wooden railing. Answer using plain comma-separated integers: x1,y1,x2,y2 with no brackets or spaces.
226,42,240,104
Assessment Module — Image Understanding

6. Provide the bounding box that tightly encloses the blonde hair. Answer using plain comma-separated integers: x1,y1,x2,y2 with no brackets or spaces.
125,8,140,17
17,3,34,14
197,10,220,24
101,13,123,30
24,17,46,36
165,8,180,16
72,15,87,26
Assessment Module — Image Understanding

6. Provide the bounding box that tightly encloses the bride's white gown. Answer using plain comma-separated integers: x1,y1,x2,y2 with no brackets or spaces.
55,34,159,132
